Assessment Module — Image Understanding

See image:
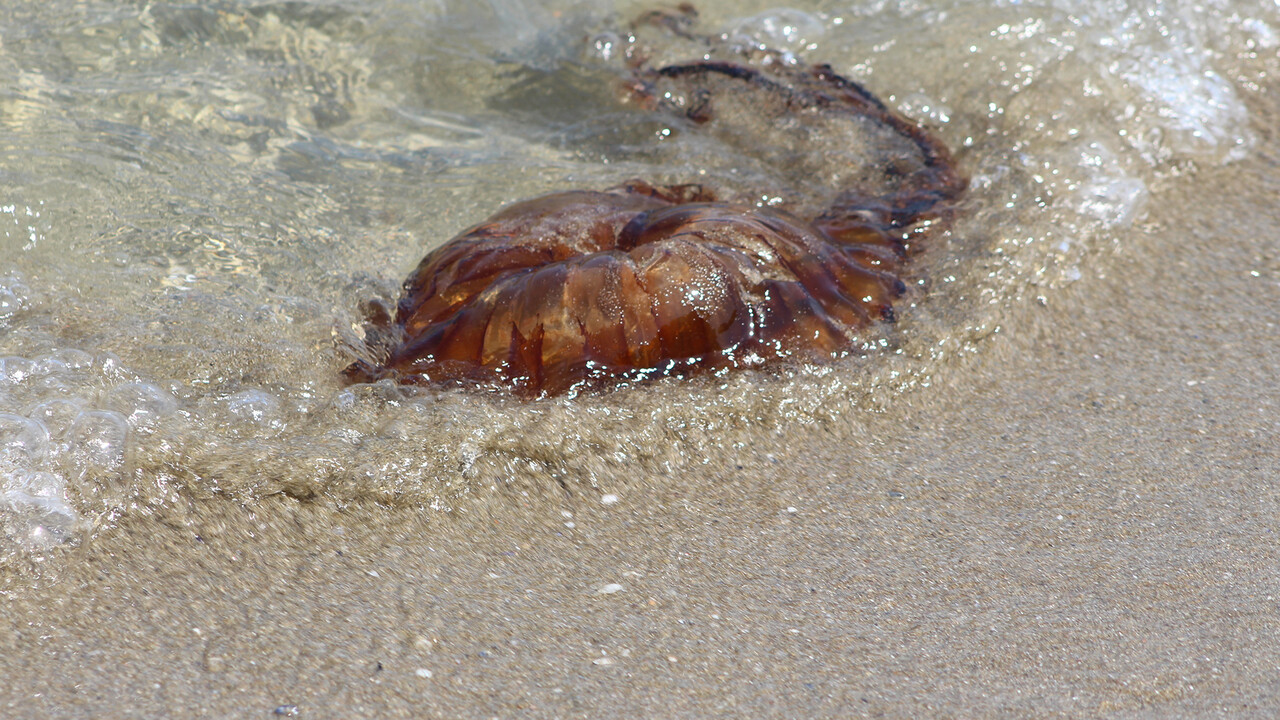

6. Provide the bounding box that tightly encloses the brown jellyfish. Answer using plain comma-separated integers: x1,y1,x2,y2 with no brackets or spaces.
344,19,965,397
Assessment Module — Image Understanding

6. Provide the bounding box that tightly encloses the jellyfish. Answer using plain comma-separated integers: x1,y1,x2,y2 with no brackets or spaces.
344,15,965,397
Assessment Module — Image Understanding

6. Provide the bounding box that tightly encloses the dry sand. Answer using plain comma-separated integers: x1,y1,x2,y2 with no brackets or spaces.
2,59,1280,720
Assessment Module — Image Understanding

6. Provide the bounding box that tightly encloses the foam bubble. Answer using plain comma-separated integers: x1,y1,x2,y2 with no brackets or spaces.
0,287,21,323
729,9,826,58
92,352,130,384
1073,141,1149,228
0,412,50,470
67,410,129,478
587,31,622,63
34,349,94,376
105,381,179,433
1,487,79,552
0,356,36,387
0,273,29,326
218,389,285,436
26,398,89,440
3,469,64,499
1,468,77,559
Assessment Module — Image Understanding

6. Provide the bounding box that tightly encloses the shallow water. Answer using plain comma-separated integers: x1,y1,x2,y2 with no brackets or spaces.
0,0,1275,563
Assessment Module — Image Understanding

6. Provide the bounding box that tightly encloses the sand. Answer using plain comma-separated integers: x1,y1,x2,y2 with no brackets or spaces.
2,119,1278,718
3,1,1280,716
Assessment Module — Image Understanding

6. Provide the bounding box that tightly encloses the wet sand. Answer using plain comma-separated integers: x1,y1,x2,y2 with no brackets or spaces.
2,120,1278,718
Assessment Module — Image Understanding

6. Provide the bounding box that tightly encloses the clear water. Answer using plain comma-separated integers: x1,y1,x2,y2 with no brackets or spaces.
0,0,1274,563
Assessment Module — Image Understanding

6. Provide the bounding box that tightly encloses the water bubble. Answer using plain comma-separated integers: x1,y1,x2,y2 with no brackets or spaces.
66,410,130,512
32,355,68,377
1076,176,1148,228
53,349,94,370
588,31,622,62
1,489,79,551
2,469,66,499
26,376,76,404
106,381,179,432
163,380,196,402
330,388,357,412
226,389,280,421
93,352,129,383
0,273,29,326
69,410,129,473
729,9,826,56
221,389,284,435
1,469,76,556
26,399,88,441
0,287,21,322
1071,140,1149,228
33,348,94,377
0,356,36,386
0,413,50,470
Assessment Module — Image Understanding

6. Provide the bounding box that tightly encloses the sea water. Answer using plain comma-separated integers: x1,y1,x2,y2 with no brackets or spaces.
0,0,1274,564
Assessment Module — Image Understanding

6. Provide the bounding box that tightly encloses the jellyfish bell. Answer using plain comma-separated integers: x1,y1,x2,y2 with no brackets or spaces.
345,180,915,397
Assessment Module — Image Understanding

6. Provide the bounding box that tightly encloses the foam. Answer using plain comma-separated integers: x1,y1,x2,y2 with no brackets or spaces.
0,412,76,560
1080,0,1256,163
0,355,140,556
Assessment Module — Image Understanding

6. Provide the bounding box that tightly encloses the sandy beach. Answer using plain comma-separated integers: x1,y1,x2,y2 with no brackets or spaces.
2,1,1279,717
4,144,1279,716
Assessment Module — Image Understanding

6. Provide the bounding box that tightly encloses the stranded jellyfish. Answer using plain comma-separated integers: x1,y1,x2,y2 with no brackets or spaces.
344,12,965,396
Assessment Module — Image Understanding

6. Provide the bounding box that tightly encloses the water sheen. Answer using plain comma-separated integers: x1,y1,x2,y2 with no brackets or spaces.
0,0,1274,562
